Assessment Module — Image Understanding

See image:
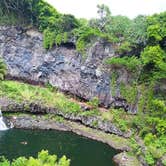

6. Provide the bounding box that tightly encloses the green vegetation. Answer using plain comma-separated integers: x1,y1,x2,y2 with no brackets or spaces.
0,0,78,49
141,45,166,81
0,150,70,166
0,1,166,165
1,0,164,57
0,80,81,114
43,114,64,123
88,97,100,109
103,16,166,162
0,0,146,54
0,59,7,80
147,12,166,44
105,56,142,72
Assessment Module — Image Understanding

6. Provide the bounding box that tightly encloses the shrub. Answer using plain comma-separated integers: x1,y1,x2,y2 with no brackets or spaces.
55,34,63,46
0,150,70,166
145,152,155,165
144,133,155,145
88,97,99,109
105,56,142,72
116,41,132,54
162,159,166,166
43,28,55,49
150,99,166,117
141,45,165,67
147,12,166,44
156,120,166,136
0,59,7,80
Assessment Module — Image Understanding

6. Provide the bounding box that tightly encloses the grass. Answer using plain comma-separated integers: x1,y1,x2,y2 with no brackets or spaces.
101,109,134,132
0,80,81,114
68,119,131,151
43,114,64,123
1,80,165,165
105,56,142,72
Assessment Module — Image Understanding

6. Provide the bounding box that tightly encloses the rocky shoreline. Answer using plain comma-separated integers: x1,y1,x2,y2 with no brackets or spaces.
0,96,141,166
6,114,130,151
0,97,130,137
0,26,138,113
4,114,141,166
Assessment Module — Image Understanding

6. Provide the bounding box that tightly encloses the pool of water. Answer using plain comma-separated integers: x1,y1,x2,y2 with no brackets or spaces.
0,129,117,166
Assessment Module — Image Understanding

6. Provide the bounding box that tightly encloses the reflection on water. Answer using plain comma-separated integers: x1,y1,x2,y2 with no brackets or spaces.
0,129,117,166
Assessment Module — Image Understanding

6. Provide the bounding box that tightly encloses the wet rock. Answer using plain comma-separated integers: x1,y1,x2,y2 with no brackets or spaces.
1,98,128,137
113,152,142,166
9,115,71,131
111,97,129,111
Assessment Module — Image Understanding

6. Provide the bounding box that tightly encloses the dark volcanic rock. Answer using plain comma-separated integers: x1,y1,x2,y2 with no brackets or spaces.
9,115,71,131
1,98,128,137
0,26,114,107
0,26,137,112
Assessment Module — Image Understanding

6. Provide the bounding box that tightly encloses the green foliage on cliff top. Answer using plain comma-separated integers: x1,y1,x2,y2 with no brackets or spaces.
0,150,70,166
1,0,166,58
0,80,81,114
105,56,142,72
0,0,79,49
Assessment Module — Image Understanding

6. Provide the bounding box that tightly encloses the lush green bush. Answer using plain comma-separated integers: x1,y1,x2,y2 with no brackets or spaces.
105,56,142,72
43,28,55,49
0,80,81,114
0,0,78,49
73,26,100,53
147,12,166,44
141,45,165,67
0,150,70,166
150,99,166,117
128,15,147,45
116,41,132,54
88,97,100,109
110,109,129,132
0,59,7,80
140,45,166,81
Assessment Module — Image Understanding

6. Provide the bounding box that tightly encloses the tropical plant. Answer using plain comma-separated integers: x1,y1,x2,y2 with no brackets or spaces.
0,150,70,166
0,59,6,80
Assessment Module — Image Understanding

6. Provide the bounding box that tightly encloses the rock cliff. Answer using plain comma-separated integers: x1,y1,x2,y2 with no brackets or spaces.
0,26,132,110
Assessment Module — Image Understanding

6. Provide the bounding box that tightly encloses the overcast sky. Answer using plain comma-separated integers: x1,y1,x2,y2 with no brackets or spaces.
46,0,166,19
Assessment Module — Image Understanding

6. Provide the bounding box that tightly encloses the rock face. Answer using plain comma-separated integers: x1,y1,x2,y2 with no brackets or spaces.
0,26,115,107
113,152,142,166
0,97,129,137
0,26,133,110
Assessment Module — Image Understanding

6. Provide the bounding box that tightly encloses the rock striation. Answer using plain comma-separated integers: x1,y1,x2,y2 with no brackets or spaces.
0,26,135,111
0,97,130,137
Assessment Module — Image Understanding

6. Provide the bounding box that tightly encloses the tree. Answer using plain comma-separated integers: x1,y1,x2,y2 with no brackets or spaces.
106,15,132,40
141,45,166,81
147,12,166,45
128,15,147,45
141,45,165,67
0,150,70,166
96,4,111,32
62,14,79,32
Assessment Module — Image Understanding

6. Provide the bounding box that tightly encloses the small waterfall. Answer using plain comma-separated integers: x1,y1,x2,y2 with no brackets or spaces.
0,110,8,131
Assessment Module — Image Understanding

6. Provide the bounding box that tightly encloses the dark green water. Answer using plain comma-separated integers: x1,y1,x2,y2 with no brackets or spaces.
0,129,117,166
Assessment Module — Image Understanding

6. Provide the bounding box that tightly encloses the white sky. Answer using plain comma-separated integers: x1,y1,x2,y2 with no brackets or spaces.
46,0,166,19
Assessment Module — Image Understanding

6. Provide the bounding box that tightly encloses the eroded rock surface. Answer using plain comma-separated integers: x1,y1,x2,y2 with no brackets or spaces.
0,26,115,107
0,26,136,111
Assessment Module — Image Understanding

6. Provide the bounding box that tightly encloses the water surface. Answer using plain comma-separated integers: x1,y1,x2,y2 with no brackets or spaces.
0,129,117,166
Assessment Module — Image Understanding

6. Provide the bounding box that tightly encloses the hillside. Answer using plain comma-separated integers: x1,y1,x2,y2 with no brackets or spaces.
0,0,166,166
